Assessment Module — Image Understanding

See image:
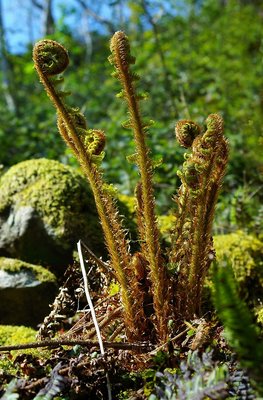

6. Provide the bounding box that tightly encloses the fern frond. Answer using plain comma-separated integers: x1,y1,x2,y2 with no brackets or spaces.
213,260,263,396
169,115,228,320
33,39,144,340
109,31,169,341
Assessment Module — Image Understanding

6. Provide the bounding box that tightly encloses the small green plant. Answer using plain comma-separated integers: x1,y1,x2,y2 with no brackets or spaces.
33,32,228,344
150,349,229,400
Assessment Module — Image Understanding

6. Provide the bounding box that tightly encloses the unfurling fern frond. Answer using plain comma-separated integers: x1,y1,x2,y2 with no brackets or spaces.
109,31,169,341
33,39,144,341
169,115,229,320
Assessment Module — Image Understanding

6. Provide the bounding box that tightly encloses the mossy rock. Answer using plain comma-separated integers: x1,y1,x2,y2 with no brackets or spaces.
0,257,58,327
0,158,104,269
214,231,263,303
0,256,56,283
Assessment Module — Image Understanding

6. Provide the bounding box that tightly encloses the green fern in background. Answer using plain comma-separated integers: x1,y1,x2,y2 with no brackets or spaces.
213,260,263,397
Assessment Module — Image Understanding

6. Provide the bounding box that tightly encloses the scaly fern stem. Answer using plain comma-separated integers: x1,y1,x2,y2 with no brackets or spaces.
171,115,228,319
58,117,137,340
33,40,139,340
110,31,168,341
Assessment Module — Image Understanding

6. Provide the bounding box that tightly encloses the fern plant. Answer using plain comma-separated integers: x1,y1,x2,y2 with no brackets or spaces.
33,32,228,344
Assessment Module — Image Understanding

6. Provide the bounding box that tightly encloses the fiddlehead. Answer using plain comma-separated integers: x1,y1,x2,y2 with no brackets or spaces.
33,39,141,341
109,31,169,341
169,114,229,320
175,120,201,148
33,40,106,163
33,39,69,75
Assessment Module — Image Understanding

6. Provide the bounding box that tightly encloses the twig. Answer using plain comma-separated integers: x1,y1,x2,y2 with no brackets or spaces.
0,339,154,353
77,240,112,400
85,306,123,339
64,295,120,338
148,327,189,355
80,239,115,278
108,323,125,341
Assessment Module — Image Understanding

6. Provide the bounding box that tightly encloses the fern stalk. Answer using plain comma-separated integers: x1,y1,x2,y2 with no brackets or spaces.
33,39,142,340
188,116,228,308
33,35,229,343
109,31,168,341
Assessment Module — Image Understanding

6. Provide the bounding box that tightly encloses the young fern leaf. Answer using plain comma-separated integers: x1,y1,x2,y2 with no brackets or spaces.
213,261,263,396
169,114,229,320
33,39,143,340
109,31,169,341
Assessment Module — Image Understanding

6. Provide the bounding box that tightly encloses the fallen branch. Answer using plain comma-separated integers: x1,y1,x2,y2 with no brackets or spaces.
0,339,154,353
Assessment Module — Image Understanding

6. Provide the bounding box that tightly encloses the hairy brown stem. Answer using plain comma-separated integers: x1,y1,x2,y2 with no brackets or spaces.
110,31,169,342
33,39,139,340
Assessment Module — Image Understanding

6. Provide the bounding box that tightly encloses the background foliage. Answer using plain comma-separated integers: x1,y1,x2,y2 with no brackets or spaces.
0,0,262,223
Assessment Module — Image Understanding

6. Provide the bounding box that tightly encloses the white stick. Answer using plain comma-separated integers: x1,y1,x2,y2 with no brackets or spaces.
77,240,112,400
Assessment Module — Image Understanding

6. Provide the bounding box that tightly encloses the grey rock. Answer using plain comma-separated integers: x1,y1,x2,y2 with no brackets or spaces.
0,269,41,288
0,257,57,327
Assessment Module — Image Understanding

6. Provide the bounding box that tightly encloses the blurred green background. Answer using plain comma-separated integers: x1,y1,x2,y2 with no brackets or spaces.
0,0,262,232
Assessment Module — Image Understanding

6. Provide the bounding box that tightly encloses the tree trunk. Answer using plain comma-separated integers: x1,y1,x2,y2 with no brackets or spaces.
43,0,55,35
0,0,16,113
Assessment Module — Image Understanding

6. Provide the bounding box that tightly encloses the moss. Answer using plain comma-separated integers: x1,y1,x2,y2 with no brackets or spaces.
0,158,104,258
214,231,263,285
117,193,136,216
254,306,263,327
0,257,56,283
0,325,36,346
0,325,51,376
214,231,263,303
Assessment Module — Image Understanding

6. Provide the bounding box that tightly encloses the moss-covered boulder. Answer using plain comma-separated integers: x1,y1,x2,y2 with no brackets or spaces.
214,231,263,303
0,158,104,269
0,257,57,327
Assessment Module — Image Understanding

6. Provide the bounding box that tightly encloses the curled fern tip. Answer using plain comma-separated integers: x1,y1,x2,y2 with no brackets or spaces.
175,120,202,148
205,114,224,134
33,39,69,76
